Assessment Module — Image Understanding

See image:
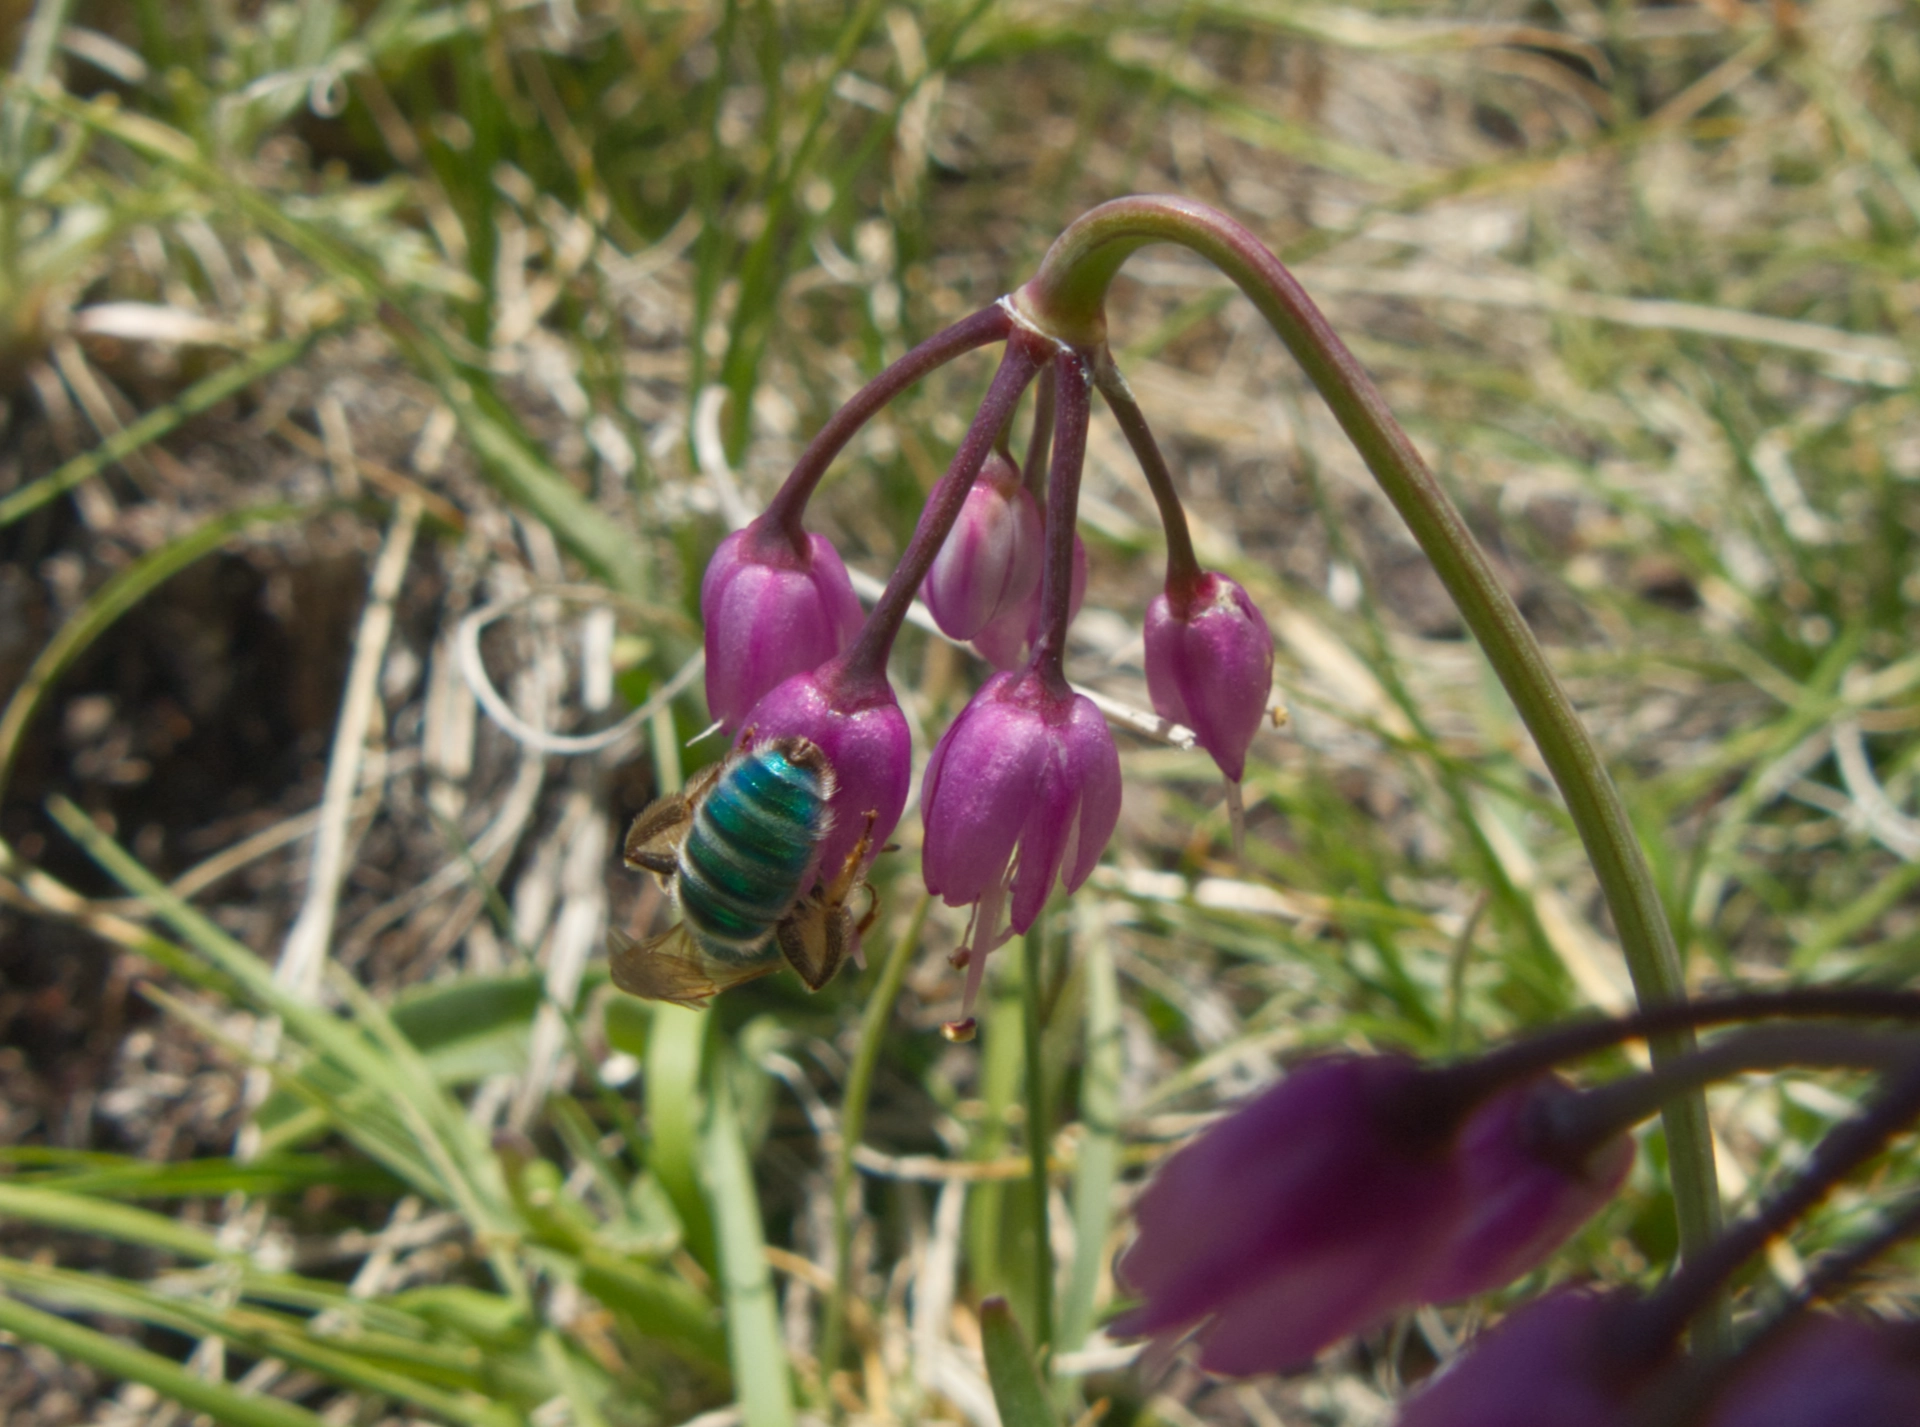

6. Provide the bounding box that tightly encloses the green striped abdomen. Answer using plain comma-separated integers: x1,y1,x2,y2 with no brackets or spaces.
678,742,830,963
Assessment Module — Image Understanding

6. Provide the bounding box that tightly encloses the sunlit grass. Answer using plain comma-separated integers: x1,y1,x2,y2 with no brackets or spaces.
0,1,1916,1424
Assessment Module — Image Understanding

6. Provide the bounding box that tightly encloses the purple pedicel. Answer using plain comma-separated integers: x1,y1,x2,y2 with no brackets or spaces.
1705,1313,1920,1427
1143,571,1273,782
923,451,1043,642
737,663,911,883
1420,1073,1635,1304
971,529,1086,670
1395,1288,1654,1427
1110,1054,1470,1377
920,666,1119,1028
700,521,865,733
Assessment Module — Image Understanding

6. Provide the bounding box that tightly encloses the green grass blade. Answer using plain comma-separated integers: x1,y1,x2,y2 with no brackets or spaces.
4,1153,396,1200
0,1182,232,1261
576,1246,727,1369
0,328,336,528
537,1329,613,1427
821,892,931,1379
0,1257,519,1424
705,1061,793,1427
0,1288,328,1427
1059,925,1119,1355
980,1297,1060,1427
646,1002,715,1270
1021,920,1054,1354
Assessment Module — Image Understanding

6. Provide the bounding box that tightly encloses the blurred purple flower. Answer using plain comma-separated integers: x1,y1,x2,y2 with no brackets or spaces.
1395,1288,1653,1427
1419,1074,1635,1303
1110,1061,1636,1376
1110,1055,1468,1375
701,522,865,732
920,667,1119,1031
1705,1313,1920,1427
1143,571,1273,782
923,451,1043,641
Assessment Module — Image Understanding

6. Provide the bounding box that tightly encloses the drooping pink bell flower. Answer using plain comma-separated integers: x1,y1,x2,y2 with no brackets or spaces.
737,661,911,882
1143,571,1273,782
920,666,1120,1031
1110,1055,1470,1376
923,451,1043,641
1419,1073,1635,1303
1705,1313,1920,1427
1395,1288,1656,1427
700,521,866,732
972,529,1086,670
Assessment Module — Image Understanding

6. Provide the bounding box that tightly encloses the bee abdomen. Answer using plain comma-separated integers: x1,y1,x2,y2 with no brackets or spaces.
678,743,831,961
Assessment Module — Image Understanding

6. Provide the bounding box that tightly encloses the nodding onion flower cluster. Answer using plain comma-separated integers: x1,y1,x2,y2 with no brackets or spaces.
683,197,1919,1418
1111,987,1920,1426
700,292,1272,1038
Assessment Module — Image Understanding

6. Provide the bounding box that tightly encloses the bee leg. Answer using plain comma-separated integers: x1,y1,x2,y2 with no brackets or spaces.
821,810,879,904
776,900,845,993
852,880,881,938
775,811,880,994
622,764,722,878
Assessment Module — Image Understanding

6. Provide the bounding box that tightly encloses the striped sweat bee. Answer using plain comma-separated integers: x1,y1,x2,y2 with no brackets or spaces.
610,735,878,1009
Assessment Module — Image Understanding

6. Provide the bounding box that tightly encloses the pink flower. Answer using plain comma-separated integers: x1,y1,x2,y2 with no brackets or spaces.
923,452,1043,641
1143,571,1273,782
1395,1289,1654,1427
738,664,911,882
701,522,865,732
920,667,1120,1030
1419,1074,1635,1303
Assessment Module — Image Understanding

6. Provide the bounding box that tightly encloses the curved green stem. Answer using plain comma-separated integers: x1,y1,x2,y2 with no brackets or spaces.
1021,917,1054,1360
819,893,932,1398
1017,194,1723,1341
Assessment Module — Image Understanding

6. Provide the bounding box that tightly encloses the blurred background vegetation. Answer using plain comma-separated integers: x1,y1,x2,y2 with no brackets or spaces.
0,0,1917,1423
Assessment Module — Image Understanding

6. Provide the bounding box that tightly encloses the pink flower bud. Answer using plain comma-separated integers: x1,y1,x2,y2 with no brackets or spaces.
971,529,1086,671
923,452,1043,641
1110,1055,1468,1376
1144,572,1273,781
737,666,910,881
1419,1074,1635,1304
701,523,866,732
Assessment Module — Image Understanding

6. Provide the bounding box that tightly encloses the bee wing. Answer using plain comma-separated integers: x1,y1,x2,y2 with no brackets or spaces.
609,924,784,1007
608,925,721,1008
